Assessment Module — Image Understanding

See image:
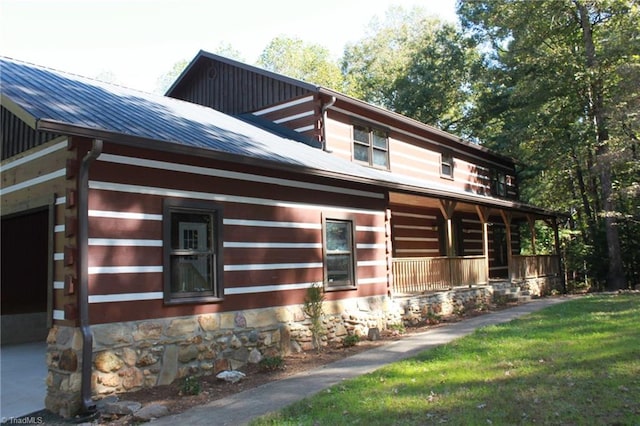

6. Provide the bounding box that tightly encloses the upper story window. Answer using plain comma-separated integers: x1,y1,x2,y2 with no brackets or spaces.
492,170,507,197
441,152,454,178
353,124,389,169
163,199,223,304
323,215,357,289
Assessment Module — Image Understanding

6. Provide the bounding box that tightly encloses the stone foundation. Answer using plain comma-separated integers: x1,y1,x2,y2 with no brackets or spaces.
395,286,495,326
516,275,564,297
45,295,398,416
45,326,84,418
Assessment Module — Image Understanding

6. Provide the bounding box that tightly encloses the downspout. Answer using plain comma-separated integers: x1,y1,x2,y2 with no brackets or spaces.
78,139,103,414
321,96,336,151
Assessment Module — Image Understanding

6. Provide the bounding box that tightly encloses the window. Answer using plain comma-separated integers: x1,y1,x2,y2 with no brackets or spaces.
492,170,507,197
441,152,454,178
163,199,223,304
323,216,357,289
353,124,389,168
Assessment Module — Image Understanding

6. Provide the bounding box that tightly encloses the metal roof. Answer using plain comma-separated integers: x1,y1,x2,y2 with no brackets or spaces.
0,57,560,218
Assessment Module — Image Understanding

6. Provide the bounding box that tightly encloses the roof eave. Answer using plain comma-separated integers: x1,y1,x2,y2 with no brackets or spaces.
1,93,38,129
37,119,565,219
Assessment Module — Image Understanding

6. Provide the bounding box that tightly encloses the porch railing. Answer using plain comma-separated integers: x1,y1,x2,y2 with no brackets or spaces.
392,256,487,294
512,255,560,280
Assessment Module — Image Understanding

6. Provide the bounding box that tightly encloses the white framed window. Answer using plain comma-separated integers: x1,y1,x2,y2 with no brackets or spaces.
322,215,357,289
163,199,223,304
441,152,454,178
353,124,389,169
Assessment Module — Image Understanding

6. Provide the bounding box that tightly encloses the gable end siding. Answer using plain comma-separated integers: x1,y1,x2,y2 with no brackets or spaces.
170,59,314,115
1,107,61,160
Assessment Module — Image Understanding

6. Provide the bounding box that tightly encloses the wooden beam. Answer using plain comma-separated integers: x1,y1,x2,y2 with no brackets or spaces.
499,211,514,282
527,214,537,255
475,206,490,284
439,200,457,257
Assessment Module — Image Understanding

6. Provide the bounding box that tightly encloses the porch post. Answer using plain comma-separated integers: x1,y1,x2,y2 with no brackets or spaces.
438,200,457,257
546,217,566,292
527,214,537,255
500,210,514,282
475,205,490,284
439,200,457,286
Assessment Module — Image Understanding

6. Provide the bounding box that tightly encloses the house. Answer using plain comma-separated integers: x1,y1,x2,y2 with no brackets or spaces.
0,53,563,417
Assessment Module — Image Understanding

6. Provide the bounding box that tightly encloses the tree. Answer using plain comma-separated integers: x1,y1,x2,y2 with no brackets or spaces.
257,36,343,90
458,0,640,289
341,6,478,134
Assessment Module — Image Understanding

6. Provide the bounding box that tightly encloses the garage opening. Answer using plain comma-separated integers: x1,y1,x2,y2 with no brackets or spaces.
1,208,50,344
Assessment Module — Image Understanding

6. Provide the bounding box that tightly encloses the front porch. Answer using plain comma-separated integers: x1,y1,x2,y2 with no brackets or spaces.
391,254,562,296
387,191,565,298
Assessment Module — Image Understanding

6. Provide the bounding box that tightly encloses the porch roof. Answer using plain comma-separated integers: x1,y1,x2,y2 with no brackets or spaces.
1,57,561,219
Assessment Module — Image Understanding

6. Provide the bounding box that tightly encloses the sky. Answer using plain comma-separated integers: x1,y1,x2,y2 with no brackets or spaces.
1,0,457,93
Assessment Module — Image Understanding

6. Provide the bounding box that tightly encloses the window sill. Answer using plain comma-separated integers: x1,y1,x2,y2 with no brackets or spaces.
164,295,224,305
324,285,357,292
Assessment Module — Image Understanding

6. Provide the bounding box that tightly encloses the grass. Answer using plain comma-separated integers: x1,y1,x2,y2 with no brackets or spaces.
251,294,640,425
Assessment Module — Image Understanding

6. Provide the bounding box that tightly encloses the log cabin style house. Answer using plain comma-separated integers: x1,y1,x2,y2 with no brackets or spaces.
1,52,563,417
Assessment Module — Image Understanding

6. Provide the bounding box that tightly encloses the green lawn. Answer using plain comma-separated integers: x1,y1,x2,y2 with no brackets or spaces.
251,294,640,425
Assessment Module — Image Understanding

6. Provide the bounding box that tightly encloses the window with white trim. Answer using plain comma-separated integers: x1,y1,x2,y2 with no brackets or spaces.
441,152,454,178
163,199,223,304
353,124,389,169
323,216,357,289
492,170,507,197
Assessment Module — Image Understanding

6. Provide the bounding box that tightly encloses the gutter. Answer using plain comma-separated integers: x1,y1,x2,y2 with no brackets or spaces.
320,95,336,152
78,139,103,414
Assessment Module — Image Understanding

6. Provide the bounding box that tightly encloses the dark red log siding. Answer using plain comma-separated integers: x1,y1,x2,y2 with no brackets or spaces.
86,144,388,324
326,110,517,200
391,206,441,257
252,95,321,141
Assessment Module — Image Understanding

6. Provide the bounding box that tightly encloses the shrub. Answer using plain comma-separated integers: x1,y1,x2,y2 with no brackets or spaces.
180,375,201,396
343,334,360,347
303,282,325,352
387,322,406,334
259,355,285,372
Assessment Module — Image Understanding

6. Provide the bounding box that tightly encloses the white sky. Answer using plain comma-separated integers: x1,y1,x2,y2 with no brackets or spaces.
1,0,457,93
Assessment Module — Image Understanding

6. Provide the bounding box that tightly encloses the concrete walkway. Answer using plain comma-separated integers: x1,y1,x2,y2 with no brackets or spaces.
0,341,48,420
150,296,573,426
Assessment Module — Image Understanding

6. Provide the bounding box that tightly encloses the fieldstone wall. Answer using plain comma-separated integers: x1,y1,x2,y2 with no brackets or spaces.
396,286,495,326
45,295,399,411
516,275,564,296
45,326,83,418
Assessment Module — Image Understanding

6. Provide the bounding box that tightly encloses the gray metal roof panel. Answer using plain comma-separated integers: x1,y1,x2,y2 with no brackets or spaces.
0,57,560,217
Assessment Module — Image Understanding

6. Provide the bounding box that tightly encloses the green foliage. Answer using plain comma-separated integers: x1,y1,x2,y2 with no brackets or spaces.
179,375,201,396
343,334,360,348
258,355,285,372
303,283,325,352
257,36,343,90
341,6,478,135
252,295,640,425
387,322,406,334
458,0,640,289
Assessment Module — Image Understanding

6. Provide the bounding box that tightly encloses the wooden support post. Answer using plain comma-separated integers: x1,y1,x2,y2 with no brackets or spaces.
438,200,457,258
500,210,514,282
475,206,490,284
527,214,537,255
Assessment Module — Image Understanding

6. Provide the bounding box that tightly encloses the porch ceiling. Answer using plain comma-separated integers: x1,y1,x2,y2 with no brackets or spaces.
388,191,554,221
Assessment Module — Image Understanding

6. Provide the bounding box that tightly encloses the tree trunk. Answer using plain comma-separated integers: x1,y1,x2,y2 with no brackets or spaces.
575,0,626,290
